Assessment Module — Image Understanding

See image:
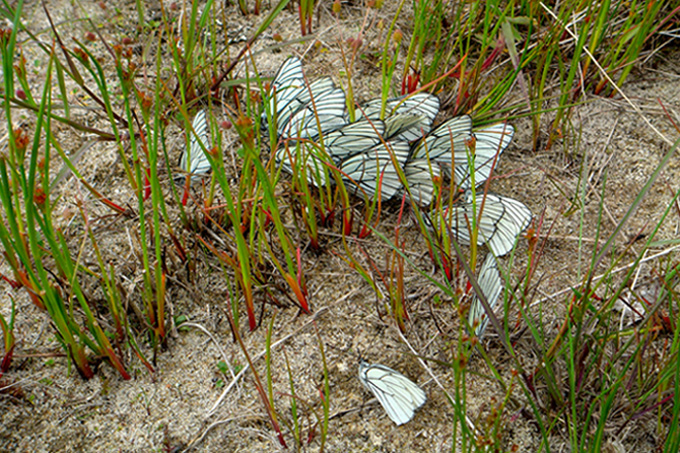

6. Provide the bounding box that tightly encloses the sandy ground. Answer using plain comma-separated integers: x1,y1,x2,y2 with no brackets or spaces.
1,1,679,452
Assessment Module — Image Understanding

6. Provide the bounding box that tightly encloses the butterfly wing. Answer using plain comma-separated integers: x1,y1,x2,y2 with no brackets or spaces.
358,93,440,124
279,77,347,140
410,117,513,190
453,122,514,189
359,360,427,426
440,191,532,257
262,57,306,132
471,191,531,256
340,139,410,201
275,139,334,188
409,116,473,185
178,109,211,183
402,158,441,206
355,93,439,142
275,119,386,188
384,113,435,143
468,253,503,338
320,119,386,163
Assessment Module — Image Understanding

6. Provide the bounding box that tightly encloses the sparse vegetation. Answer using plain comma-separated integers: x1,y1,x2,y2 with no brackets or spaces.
1,0,679,451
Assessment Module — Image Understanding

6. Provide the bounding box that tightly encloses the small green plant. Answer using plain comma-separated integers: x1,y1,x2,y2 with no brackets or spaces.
0,297,16,375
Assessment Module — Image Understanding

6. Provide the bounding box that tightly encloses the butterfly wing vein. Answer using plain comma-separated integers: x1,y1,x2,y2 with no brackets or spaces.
359,361,427,426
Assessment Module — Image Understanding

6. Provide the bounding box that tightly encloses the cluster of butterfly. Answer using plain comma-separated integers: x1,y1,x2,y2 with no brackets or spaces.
261,56,536,425
264,56,531,252
179,58,531,263
175,57,532,426
264,56,531,320
266,58,500,202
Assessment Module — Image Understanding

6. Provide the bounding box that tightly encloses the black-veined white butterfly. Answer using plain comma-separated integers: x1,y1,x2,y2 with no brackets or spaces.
320,119,386,163
278,76,347,140
261,56,305,133
431,190,532,257
263,57,347,141
358,359,427,426
410,117,514,190
468,253,503,339
383,113,436,144
339,139,410,201
355,93,440,142
275,139,335,188
356,93,440,124
463,122,514,188
275,119,386,187
402,158,442,206
176,109,212,184
409,115,471,160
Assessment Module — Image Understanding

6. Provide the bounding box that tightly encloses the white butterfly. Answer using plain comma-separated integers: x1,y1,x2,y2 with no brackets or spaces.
274,138,335,188
261,56,305,133
384,112,436,144
275,119,386,187
358,359,427,426
339,139,410,201
263,58,347,141
278,76,347,140
356,93,440,124
431,190,532,257
402,158,441,206
410,117,514,190
468,253,503,339
320,119,386,163
396,116,469,206
463,122,515,188
355,93,440,142
176,109,212,184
